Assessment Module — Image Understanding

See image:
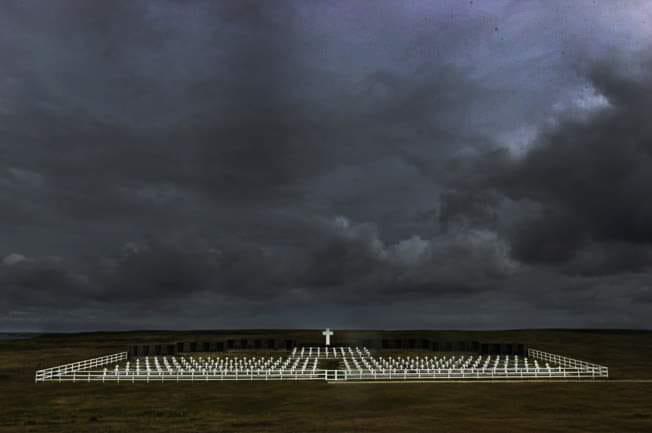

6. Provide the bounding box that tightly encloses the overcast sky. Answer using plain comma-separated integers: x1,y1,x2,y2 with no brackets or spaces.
1,0,652,332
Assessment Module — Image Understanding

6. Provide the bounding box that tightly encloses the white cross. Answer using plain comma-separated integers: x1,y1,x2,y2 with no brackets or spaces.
322,328,334,346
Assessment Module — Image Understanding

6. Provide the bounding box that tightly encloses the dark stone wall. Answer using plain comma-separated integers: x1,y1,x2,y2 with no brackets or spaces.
128,343,178,357
127,337,528,357
128,338,298,358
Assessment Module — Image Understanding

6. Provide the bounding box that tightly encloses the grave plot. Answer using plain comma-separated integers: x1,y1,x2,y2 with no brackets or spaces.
34,347,608,383
341,351,564,380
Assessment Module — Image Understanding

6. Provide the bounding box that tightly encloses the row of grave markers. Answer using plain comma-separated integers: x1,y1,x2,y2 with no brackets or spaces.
35,347,608,383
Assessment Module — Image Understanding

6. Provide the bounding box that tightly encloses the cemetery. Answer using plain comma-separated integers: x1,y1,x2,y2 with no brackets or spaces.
9,329,650,432
35,329,608,383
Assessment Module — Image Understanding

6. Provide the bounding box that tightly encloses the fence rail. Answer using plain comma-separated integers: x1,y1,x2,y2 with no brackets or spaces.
528,348,608,378
35,348,608,383
35,352,127,383
36,366,605,383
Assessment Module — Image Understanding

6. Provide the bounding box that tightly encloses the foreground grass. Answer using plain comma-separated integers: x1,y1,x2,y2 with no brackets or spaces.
1,330,651,432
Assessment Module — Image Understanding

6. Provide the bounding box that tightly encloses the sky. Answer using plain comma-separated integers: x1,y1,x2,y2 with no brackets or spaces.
1,0,652,332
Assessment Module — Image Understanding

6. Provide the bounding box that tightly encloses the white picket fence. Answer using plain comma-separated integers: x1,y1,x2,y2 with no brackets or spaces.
528,348,608,377
35,352,127,383
34,366,605,383
34,347,608,383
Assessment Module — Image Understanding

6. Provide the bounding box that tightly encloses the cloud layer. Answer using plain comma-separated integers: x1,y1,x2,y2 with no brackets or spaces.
1,0,651,331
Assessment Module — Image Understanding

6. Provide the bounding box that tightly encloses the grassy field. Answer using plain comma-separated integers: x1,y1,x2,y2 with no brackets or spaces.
1,330,652,432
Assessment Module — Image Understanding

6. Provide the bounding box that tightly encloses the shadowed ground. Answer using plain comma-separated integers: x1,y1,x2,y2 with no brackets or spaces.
1,330,651,432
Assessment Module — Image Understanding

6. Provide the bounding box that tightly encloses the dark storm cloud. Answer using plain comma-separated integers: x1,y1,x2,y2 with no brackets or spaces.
0,0,488,239
1,0,652,330
1,216,514,321
494,59,652,265
1,255,93,308
438,189,499,234
563,242,652,277
508,209,588,264
0,0,322,211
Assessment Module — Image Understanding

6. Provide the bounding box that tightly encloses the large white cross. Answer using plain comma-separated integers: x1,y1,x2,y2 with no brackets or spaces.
322,328,334,346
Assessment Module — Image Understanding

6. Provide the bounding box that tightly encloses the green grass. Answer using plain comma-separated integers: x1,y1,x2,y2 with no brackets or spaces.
1,330,652,432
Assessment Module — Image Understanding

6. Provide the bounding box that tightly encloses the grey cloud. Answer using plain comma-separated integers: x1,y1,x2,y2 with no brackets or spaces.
508,209,588,265
495,59,652,259
1,255,93,309
1,217,516,314
563,242,652,277
434,55,652,273
1,1,652,330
